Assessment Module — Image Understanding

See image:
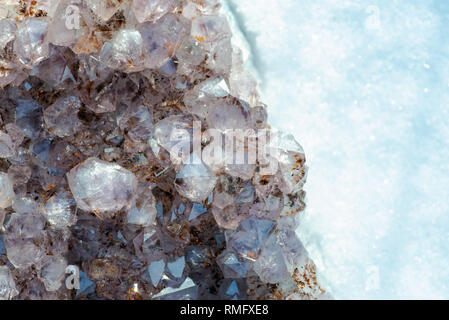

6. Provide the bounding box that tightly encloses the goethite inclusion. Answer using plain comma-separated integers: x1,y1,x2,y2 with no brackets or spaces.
0,0,329,300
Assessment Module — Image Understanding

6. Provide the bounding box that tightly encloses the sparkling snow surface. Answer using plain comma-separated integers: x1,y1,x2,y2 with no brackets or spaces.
228,0,449,299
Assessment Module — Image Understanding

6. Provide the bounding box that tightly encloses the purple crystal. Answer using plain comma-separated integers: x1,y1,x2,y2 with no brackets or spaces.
0,0,321,300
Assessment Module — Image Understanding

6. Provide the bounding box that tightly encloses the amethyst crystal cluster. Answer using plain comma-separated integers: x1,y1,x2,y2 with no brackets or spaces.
0,0,327,300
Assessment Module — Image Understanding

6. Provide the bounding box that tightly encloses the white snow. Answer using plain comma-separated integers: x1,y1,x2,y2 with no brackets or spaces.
227,0,449,299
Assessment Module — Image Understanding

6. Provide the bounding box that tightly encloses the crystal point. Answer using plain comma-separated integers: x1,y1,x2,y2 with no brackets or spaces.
67,158,137,215
0,0,316,300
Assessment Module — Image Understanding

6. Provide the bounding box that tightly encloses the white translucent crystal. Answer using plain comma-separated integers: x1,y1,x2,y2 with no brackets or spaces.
86,0,121,22
100,29,145,73
183,77,230,118
277,229,309,274
119,104,153,143
15,99,43,139
152,277,197,300
30,46,76,88
43,95,82,138
127,184,157,227
175,154,217,203
153,114,193,164
12,197,38,215
190,15,232,74
229,69,259,106
148,259,165,286
0,173,14,209
40,256,67,292
217,250,249,278
3,211,46,269
227,216,275,261
14,18,49,68
138,13,191,69
175,37,206,66
0,266,18,300
254,228,309,285
5,123,25,148
67,157,138,214
253,233,290,284
47,0,85,47
0,60,26,88
44,191,77,228
191,15,231,43
132,0,178,23
0,131,15,158
0,19,16,51
182,0,221,19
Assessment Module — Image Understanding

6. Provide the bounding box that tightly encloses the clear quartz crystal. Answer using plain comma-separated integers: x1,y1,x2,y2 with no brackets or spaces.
0,173,14,209
175,155,217,203
43,95,82,137
14,18,49,68
253,233,290,284
153,114,194,164
0,19,16,52
15,99,43,140
86,0,121,22
0,266,19,300
139,13,191,69
47,0,85,47
4,211,47,269
0,131,15,158
40,255,68,291
4,124,25,148
119,104,154,143
217,250,249,278
227,216,276,261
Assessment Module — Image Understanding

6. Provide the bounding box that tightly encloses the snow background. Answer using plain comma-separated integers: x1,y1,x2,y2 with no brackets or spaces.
226,0,449,299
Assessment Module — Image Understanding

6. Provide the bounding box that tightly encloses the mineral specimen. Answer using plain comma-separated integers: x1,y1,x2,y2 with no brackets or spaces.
0,173,14,209
0,0,326,300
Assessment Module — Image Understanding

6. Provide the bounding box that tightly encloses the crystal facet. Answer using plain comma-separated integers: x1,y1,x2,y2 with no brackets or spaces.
67,158,138,215
0,173,14,209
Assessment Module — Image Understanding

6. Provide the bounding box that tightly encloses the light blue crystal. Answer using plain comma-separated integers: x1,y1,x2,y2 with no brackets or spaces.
148,259,165,287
